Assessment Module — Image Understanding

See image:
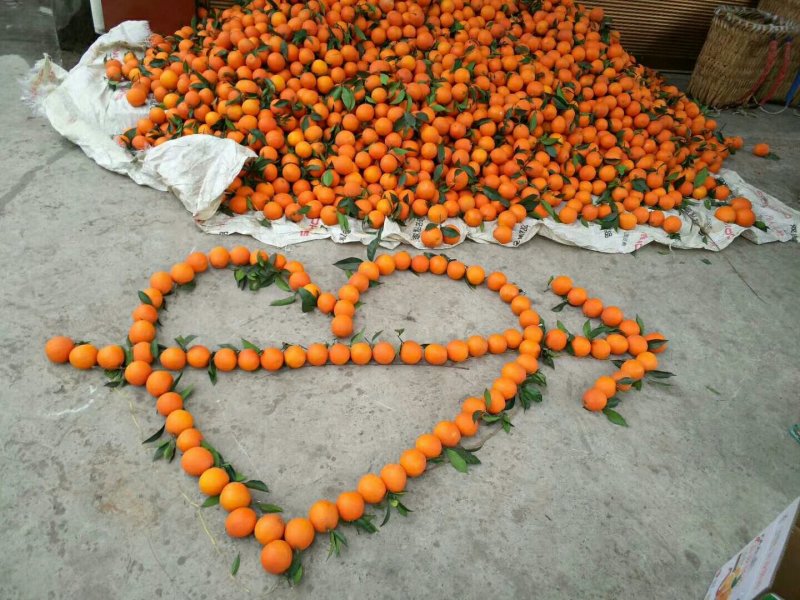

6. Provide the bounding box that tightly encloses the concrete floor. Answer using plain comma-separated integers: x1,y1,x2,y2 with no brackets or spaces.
1,52,799,600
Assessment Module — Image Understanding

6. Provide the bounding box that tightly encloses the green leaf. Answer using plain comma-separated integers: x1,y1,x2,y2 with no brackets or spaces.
321,170,334,186
200,440,223,467
647,338,668,351
333,257,364,271
588,324,618,340
341,87,355,111
350,327,366,344
441,225,460,239
646,369,676,379
153,439,175,462
179,385,194,401
351,514,379,533
244,480,270,493
337,211,351,234
287,552,303,585
256,503,284,513
298,288,317,313
138,291,153,305
241,339,261,352
366,227,383,261
328,529,348,558
231,553,240,576
142,425,165,444
271,295,297,307
174,334,197,351
518,383,543,409
445,448,468,473
694,167,709,187
453,446,481,465
201,495,220,508
602,408,628,427
551,300,568,312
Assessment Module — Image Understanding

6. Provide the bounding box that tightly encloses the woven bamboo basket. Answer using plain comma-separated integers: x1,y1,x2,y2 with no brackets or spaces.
758,0,800,104
758,0,800,24
688,6,800,107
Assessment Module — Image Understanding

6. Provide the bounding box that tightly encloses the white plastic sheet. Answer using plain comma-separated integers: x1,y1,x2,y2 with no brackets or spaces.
29,22,800,253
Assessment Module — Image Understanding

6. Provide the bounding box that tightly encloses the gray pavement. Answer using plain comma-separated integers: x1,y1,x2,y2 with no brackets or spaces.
0,53,799,599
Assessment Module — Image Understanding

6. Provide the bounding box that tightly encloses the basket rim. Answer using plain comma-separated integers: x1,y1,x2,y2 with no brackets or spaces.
715,5,800,33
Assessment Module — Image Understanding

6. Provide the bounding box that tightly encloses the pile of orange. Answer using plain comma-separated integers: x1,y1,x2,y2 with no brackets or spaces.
46,247,670,580
106,0,750,246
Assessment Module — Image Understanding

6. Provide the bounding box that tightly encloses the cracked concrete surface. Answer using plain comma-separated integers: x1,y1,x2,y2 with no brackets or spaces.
0,53,799,599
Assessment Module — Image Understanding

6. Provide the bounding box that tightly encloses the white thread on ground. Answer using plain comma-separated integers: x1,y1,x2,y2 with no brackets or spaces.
47,385,97,416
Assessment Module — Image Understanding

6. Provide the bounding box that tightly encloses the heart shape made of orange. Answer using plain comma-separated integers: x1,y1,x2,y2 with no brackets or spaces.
44,245,670,583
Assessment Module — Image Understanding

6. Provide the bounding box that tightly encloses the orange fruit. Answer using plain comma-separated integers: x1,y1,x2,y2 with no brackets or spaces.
380,463,407,493
433,421,461,447
181,446,214,476
284,345,306,368
372,341,396,364
219,482,251,512
544,329,568,351
129,320,156,344
357,473,387,504
226,507,258,538
97,345,125,369
455,412,479,436
45,336,74,363
424,343,448,365
606,333,629,355
620,359,645,380
68,343,98,369
594,376,617,398
331,314,354,338
261,540,293,574
165,409,193,435
636,351,659,371
255,514,285,545
400,341,423,364
550,276,572,296
415,433,443,458
399,448,427,477
159,347,186,370
753,143,770,157
156,391,183,416
582,388,607,411
176,428,203,452
284,517,315,550
644,332,668,353
124,360,152,385
336,491,365,522
187,345,211,368
309,500,339,532
145,370,173,397
601,306,624,327
199,467,230,496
